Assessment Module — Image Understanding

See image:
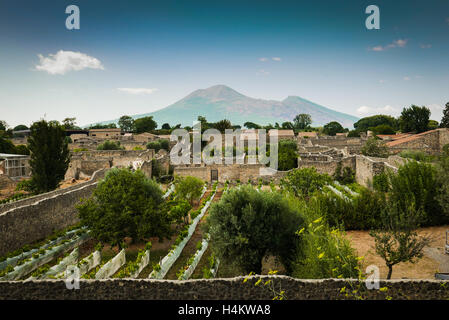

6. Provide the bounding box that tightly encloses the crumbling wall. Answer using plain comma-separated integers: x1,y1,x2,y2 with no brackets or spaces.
0,169,107,256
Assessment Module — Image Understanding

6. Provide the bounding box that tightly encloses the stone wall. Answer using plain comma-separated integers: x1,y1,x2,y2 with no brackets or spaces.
388,129,449,155
297,156,356,176
0,174,15,191
0,169,107,256
65,150,154,180
174,163,266,183
355,155,397,187
0,276,448,300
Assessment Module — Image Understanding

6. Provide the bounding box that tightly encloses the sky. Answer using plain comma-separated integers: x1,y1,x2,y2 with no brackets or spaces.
0,0,448,128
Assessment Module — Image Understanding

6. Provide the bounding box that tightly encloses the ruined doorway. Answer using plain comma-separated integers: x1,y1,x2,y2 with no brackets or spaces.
211,169,218,182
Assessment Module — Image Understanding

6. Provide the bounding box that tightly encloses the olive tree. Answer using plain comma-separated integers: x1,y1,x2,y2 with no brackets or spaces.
205,185,304,274
77,168,171,248
370,203,430,279
174,176,204,206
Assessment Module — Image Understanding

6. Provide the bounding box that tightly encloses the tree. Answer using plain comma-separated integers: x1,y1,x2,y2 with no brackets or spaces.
28,120,70,193
213,119,232,133
134,116,157,133
97,140,124,150
428,120,439,130
370,124,395,135
162,123,171,130
0,136,17,154
118,115,135,132
370,203,430,279
281,122,294,129
62,117,77,130
205,186,304,273
244,122,261,129
354,115,398,132
361,137,389,158
440,102,449,128
0,121,8,132
173,176,204,206
77,168,171,248
323,121,344,136
13,124,28,131
399,105,430,133
278,140,298,171
280,167,332,197
89,123,117,129
293,114,312,130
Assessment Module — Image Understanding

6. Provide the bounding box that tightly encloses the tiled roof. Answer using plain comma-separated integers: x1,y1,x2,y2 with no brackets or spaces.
386,130,438,147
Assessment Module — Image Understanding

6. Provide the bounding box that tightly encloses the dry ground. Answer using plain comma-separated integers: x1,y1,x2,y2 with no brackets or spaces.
346,225,449,279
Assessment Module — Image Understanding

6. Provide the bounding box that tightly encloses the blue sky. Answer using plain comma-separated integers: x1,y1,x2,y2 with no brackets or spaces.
0,0,448,127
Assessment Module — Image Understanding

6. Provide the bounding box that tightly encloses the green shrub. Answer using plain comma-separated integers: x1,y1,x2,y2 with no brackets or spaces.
289,196,361,279
361,137,389,158
388,161,447,226
96,140,123,150
280,167,332,197
316,187,386,230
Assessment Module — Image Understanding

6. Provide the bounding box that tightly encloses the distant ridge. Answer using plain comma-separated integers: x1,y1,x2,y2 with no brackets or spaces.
90,85,359,128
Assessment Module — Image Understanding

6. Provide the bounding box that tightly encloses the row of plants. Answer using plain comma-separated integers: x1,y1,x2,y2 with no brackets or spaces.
0,192,32,205
176,240,205,280
0,232,90,280
150,183,218,278
113,242,152,278
202,254,219,279
0,224,84,264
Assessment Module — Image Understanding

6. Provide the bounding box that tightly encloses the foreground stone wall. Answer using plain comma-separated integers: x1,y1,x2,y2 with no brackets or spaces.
0,276,448,300
0,169,107,256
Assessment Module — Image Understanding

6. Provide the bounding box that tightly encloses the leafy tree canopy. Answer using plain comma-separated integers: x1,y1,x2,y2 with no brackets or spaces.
118,115,135,132
135,116,158,134
77,168,171,248
293,114,312,130
354,115,398,132
205,186,304,274
440,102,449,128
28,120,70,193
323,121,344,136
399,105,430,133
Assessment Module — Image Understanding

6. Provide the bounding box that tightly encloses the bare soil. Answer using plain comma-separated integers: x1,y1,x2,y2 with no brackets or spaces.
345,225,449,279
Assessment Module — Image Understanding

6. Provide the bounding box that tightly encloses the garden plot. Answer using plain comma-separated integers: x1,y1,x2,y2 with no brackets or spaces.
177,237,209,280
150,184,218,279
0,227,85,271
26,247,80,280
95,249,126,279
0,232,90,281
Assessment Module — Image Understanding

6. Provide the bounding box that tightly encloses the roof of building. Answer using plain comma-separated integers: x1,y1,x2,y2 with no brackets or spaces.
89,128,122,132
297,131,318,138
377,133,412,141
386,129,438,147
268,129,295,137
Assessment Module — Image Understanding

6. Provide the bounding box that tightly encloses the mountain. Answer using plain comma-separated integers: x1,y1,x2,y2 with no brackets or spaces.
94,85,359,128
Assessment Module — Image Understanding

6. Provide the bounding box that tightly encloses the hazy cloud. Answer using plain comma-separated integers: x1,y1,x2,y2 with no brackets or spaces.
259,57,268,62
256,69,270,76
35,50,104,75
420,44,432,49
272,57,281,61
369,39,408,52
117,88,159,95
357,105,397,116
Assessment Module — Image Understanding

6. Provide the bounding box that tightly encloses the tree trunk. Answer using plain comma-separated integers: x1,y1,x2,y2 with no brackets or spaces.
387,265,393,280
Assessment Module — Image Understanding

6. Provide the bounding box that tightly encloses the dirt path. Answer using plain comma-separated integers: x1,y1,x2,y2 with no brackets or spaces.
346,225,449,279
165,189,222,280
